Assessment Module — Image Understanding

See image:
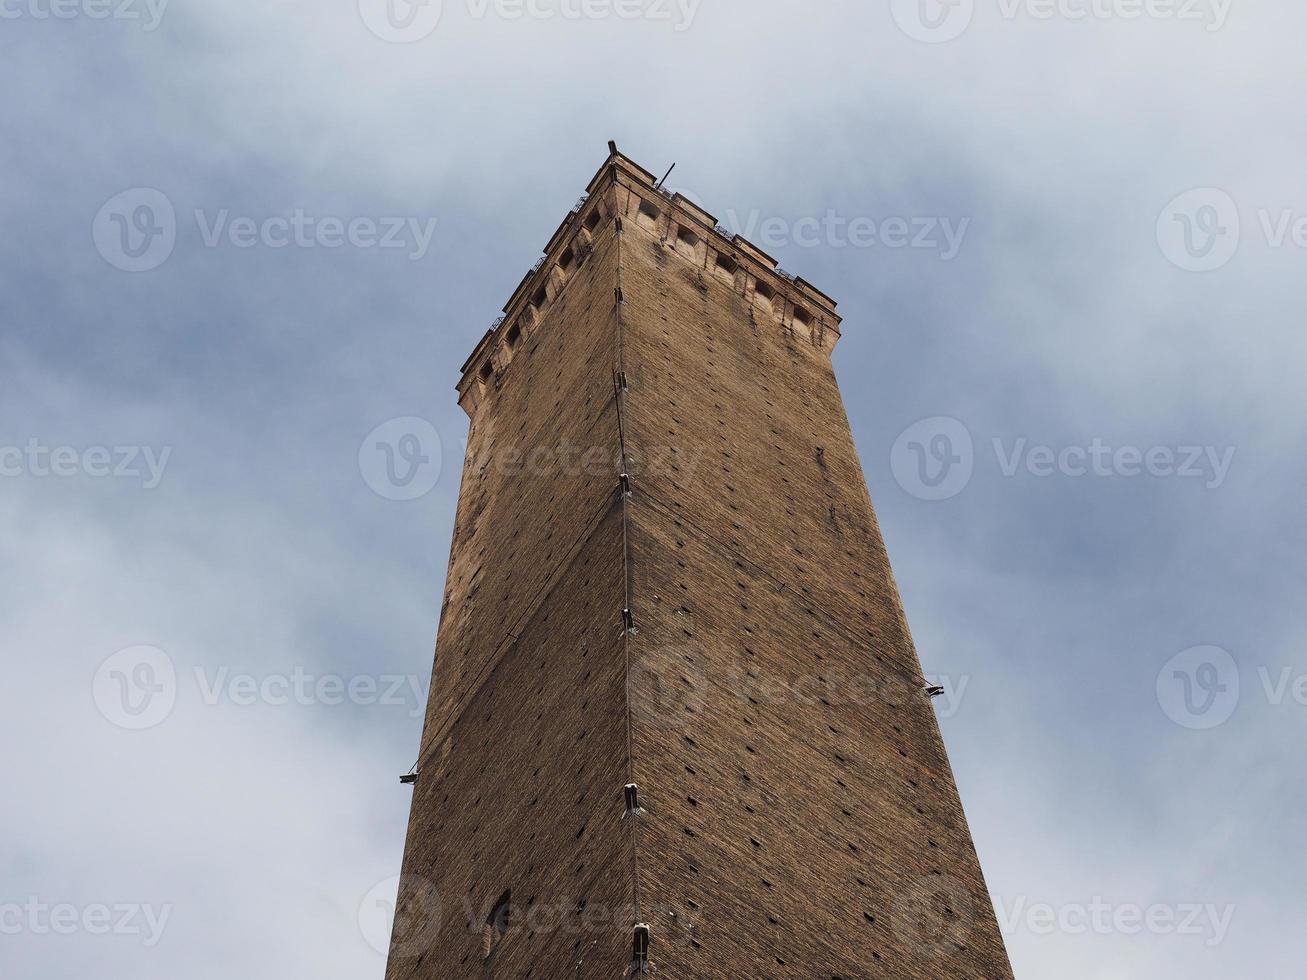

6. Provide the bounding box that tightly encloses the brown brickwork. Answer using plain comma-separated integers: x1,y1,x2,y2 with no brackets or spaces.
384,150,1014,979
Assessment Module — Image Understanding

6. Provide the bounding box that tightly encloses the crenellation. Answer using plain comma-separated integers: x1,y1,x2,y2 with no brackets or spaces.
457,149,844,417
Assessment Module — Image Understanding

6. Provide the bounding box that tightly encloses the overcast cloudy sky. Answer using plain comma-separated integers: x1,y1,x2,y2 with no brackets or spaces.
2,1,1303,977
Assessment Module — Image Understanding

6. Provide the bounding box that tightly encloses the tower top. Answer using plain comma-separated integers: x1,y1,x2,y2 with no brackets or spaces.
457,145,843,416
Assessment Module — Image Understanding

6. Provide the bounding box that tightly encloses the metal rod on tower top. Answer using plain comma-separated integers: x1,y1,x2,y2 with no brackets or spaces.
655,163,676,189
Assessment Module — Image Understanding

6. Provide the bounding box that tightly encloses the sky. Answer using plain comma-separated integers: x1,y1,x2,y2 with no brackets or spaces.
2,1,1304,977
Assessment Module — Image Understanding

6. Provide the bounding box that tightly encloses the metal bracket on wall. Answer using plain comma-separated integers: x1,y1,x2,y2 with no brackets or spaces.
623,783,642,818
632,923,651,973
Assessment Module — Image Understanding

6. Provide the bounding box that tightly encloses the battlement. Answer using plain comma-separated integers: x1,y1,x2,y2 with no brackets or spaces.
457,146,843,418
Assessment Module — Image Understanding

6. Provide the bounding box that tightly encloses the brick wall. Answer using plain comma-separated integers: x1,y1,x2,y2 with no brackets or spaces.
385,152,1014,980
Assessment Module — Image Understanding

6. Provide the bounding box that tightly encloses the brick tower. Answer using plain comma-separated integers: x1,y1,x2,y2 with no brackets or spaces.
385,147,1014,979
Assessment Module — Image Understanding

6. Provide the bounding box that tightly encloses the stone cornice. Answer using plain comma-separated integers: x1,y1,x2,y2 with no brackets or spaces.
458,147,843,418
